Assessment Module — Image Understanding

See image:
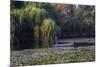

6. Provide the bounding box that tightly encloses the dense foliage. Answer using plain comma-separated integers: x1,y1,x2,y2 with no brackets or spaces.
11,1,95,50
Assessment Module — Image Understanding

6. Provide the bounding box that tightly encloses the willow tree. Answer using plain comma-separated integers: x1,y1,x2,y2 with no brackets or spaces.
41,18,57,48
11,4,48,49
22,3,48,48
33,7,48,48
11,6,37,49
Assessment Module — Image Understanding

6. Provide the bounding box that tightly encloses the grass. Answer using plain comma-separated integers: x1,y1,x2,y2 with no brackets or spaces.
21,50,95,66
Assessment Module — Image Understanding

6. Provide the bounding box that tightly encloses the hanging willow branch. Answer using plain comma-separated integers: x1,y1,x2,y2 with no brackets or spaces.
41,18,58,48
11,5,48,49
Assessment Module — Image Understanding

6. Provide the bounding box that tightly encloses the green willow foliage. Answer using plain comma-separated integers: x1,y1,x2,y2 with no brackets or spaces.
34,25,39,48
41,18,57,48
11,2,58,49
11,6,47,25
